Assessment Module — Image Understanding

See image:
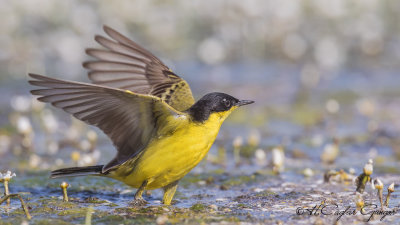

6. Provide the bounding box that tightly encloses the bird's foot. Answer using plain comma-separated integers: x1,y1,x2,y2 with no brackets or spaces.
129,198,148,206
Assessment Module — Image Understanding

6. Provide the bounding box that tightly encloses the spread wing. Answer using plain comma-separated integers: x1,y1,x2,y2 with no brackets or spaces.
29,73,185,172
83,25,195,112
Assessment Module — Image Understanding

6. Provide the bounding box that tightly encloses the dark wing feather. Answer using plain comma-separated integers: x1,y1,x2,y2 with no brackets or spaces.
29,73,184,172
83,25,195,111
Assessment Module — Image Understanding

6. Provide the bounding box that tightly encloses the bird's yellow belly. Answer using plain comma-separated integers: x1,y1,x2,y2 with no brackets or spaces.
112,113,224,189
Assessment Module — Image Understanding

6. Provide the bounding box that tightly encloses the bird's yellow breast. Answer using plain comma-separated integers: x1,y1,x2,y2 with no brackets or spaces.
111,108,235,189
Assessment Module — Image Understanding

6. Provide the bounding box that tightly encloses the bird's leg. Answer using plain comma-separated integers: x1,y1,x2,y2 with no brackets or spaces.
134,180,147,200
130,180,148,206
162,180,179,205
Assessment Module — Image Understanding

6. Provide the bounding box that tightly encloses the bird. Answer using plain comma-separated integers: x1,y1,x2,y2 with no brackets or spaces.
29,25,254,205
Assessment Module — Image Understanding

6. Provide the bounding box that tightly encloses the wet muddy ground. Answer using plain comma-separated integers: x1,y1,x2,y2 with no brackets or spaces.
1,155,399,224
1,68,400,224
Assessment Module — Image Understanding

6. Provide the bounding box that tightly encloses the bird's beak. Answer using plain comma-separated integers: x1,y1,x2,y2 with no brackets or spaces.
236,100,255,107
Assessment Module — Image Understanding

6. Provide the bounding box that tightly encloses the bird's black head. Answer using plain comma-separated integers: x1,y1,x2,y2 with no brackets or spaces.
187,92,254,123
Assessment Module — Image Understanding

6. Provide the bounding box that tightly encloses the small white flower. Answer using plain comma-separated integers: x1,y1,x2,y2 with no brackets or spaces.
255,149,266,160
363,159,373,175
355,192,364,208
86,130,98,143
388,182,395,192
10,95,31,112
233,136,243,148
0,170,16,181
247,130,260,147
320,140,339,164
374,178,383,189
272,147,285,172
16,116,33,135
302,168,314,177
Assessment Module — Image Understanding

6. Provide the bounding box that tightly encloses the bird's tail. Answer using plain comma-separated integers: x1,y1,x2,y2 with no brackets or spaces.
50,165,104,178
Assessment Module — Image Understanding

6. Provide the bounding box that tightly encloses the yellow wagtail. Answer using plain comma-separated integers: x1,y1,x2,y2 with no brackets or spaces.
29,26,254,205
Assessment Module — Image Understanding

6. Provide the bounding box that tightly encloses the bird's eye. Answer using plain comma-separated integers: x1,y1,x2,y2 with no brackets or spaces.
222,98,231,108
